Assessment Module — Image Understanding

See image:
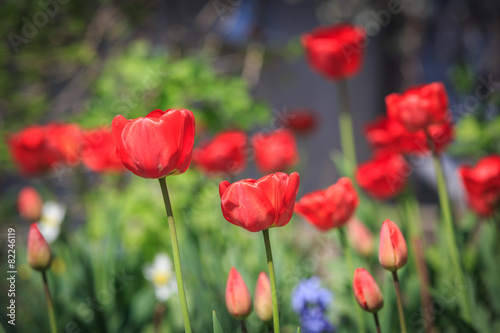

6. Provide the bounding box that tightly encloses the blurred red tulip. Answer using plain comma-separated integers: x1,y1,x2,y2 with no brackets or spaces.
301,23,366,80
284,109,318,134
81,127,126,173
252,129,299,174
225,267,252,319
426,118,454,155
45,123,83,165
27,223,52,271
356,153,410,200
254,272,272,322
18,186,43,221
295,177,358,231
386,82,449,132
219,172,300,232
353,268,384,313
112,109,195,179
193,130,247,175
347,218,375,257
379,219,408,271
459,155,500,216
7,125,60,176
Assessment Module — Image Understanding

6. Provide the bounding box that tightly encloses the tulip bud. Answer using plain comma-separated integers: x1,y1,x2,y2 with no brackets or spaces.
27,223,52,271
225,267,252,319
347,218,374,257
379,219,407,271
254,272,272,322
18,187,42,221
353,268,384,313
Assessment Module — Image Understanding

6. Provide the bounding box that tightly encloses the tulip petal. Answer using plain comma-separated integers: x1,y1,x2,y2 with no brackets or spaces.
220,181,274,232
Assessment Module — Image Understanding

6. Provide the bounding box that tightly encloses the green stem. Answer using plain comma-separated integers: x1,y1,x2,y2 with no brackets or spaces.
399,192,434,332
158,177,192,333
336,79,357,170
338,228,366,333
431,153,472,322
262,229,280,333
42,272,57,333
240,319,248,333
391,271,407,333
373,312,382,333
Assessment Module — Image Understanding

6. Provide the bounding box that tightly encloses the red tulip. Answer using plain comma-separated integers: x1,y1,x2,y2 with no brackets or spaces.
295,177,358,231
386,82,449,132
81,127,126,173
458,155,500,216
219,172,300,232
225,267,252,319
45,123,83,165
27,223,52,271
284,109,318,134
301,23,366,80
18,186,43,221
192,130,247,175
254,272,272,322
356,153,410,200
426,118,454,155
252,129,299,174
7,125,60,176
379,219,408,271
353,268,384,313
347,218,375,257
111,109,195,179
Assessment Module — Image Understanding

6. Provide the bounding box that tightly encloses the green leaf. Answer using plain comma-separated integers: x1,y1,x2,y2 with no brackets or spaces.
212,311,224,333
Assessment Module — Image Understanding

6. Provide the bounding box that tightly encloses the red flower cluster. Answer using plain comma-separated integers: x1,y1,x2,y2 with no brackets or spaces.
295,177,358,231
193,130,247,176
302,24,366,80
7,123,82,176
459,156,500,216
7,122,130,176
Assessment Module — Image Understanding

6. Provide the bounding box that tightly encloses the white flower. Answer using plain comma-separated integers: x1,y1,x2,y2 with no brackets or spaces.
143,253,177,302
37,201,66,243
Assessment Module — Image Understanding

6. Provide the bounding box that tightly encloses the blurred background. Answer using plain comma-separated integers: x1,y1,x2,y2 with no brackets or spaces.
1,0,500,332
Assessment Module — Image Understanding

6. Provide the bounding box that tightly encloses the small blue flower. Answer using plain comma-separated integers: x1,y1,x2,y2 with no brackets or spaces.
291,277,335,333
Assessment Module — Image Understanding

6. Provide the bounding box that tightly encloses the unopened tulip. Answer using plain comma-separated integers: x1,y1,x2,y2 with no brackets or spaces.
347,218,374,257
254,272,272,322
379,219,408,271
219,172,300,232
225,267,252,319
27,223,52,271
112,109,195,179
18,187,42,221
353,268,384,313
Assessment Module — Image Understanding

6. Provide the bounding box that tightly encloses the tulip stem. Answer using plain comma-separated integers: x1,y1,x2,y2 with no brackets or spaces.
431,152,472,322
158,177,192,333
262,229,280,333
338,228,366,333
336,79,357,171
391,271,407,333
42,272,57,333
373,312,382,333
240,319,248,333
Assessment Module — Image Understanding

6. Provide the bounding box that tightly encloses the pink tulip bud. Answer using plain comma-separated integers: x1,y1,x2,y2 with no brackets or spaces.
27,223,52,271
347,218,374,257
353,268,384,313
18,187,42,221
254,272,272,322
379,219,408,271
225,267,252,319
